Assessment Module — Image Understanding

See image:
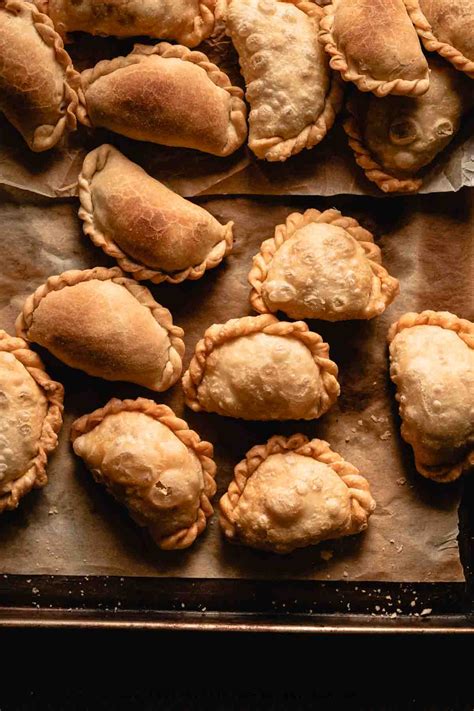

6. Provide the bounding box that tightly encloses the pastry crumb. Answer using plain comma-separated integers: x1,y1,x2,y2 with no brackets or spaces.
420,608,432,616
397,477,407,486
48,507,59,515
320,549,333,561
379,430,391,440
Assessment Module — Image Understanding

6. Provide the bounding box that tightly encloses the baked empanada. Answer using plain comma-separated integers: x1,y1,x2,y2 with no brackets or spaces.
226,0,343,161
319,0,429,96
78,145,234,284
71,398,216,550
16,267,184,391
220,434,376,553
344,57,472,193
412,0,474,78
0,0,79,151
78,43,247,157
388,311,474,483
182,315,340,420
0,330,63,512
34,0,218,47
249,209,399,321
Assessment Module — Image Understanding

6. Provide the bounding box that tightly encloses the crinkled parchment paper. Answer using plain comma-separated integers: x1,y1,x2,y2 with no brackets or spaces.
0,186,470,582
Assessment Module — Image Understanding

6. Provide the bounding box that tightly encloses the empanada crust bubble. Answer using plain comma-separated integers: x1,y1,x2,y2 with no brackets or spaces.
0,0,79,151
344,57,472,193
388,311,474,483
413,0,474,78
319,0,429,97
220,434,376,553
35,0,218,48
16,267,184,392
249,209,399,321
71,399,217,550
226,0,343,162
0,331,64,512
78,145,234,284
77,43,248,157
182,315,340,421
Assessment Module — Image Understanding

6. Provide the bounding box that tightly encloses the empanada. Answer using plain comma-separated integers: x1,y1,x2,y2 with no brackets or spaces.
77,43,248,157
344,57,472,193
319,0,429,96
16,267,184,391
0,0,79,151
388,311,474,483
226,0,343,161
78,145,234,284
34,0,218,47
71,398,216,550
411,0,474,78
0,330,63,512
249,208,399,321
182,315,340,420
220,434,376,553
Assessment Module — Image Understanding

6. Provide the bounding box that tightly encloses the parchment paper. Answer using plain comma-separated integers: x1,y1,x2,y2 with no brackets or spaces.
0,186,470,582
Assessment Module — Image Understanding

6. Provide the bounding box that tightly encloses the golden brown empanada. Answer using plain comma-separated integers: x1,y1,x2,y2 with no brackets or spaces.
182,315,340,420
220,434,376,553
344,57,472,193
411,0,474,78
0,0,79,151
249,209,399,321
319,0,429,97
16,267,184,391
0,330,63,512
77,42,247,157
71,398,216,550
34,0,218,47
388,311,474,483
78,145,234,284
226,0,343,161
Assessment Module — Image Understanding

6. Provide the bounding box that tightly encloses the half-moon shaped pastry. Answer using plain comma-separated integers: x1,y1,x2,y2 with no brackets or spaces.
0,0,79,151
412,0,474,78
78,145,234,284
34,0,218,47
16,267,184,391
182,315,340,420
226,0,343,161
71,398,216,550
220,434,376,553
344,57,472,193
0,330,63,512
249,208,399,321
388,311,474,483
319,0,429,97
78,42,248,157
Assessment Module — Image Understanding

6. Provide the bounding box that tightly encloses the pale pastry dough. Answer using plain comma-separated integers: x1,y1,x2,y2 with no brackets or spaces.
220,434,376,553
0,330,63,512
0,0,79,151
182,315,340,420
249,208,399,321
78,43,248,157
411,0,474,78
388,311,474,483
34,0,218,47
319,0,429,96
71,398,216,549
16,267,184,391
226,0,343,161
78,145,234,284
344,57,472,193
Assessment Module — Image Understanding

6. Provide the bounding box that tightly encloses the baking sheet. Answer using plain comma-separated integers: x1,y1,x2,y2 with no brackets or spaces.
0,186,470,582
1,31,474,199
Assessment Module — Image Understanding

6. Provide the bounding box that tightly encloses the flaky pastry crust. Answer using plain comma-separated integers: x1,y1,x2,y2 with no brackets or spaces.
0,330,64,512
220,434,376,553
388,311,474,483
78,145,234,284
71,398,216,550
249,208,399,320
